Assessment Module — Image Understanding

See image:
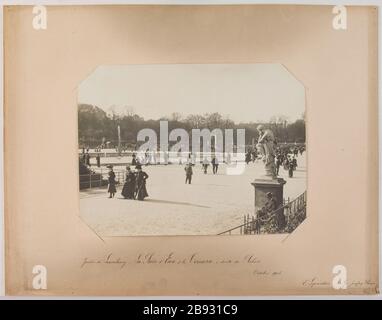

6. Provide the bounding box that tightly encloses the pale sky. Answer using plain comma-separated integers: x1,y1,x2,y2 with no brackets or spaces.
78,64,305,123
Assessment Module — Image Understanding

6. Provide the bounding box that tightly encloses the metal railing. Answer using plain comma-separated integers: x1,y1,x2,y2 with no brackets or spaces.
217,191,307,235
79,169,126,190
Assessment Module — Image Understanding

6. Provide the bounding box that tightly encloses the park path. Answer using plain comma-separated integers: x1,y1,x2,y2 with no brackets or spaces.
80,154,307,236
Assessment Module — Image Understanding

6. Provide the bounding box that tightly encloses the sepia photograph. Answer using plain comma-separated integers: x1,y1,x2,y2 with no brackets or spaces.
78,64,307,237
3,3,379,298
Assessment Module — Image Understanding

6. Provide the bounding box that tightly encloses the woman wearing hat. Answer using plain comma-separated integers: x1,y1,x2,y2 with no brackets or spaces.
134,164,149,201
121,166,136,199
107,165,116,198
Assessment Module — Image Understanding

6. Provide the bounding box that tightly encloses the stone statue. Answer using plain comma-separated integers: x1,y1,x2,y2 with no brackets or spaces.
256,125,277,179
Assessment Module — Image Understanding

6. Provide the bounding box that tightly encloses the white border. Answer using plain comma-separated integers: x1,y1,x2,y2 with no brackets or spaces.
0,0,380,300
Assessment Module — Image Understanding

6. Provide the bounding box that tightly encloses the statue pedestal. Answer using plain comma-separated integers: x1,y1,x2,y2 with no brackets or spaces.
251,178,286,213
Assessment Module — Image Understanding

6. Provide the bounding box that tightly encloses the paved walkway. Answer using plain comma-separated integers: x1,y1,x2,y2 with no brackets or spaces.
80,154,307,236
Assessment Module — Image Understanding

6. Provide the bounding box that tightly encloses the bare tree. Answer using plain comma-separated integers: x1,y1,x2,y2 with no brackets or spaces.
107,105,135,119
170,112,183,122
185,114,205,129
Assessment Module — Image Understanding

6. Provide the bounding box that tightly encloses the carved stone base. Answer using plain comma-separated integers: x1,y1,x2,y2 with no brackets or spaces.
251,178,286,213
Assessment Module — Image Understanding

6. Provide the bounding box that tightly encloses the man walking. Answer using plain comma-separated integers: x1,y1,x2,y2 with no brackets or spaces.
185,163,193,184
96,154,101,167
212,156,219,174
202,157,209,174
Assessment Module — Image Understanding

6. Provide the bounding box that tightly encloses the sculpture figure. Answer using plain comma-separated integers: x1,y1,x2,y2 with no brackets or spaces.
256,125,277,179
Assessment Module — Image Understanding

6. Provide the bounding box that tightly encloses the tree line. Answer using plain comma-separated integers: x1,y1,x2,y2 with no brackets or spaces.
78,104,305,148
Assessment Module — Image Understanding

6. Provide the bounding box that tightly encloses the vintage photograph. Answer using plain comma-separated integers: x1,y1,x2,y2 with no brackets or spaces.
78,64,306,236
4,3,378,297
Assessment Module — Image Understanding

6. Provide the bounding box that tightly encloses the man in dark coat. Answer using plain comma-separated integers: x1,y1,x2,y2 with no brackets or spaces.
96,154,101,167
131,152,137,165
212,156,219,174
292,157,298,170
288,160,294,178
134,165,149,200
184,163,193,184
85,152,91,167
121,166,136,199
202,157,209,174
245,151,251,164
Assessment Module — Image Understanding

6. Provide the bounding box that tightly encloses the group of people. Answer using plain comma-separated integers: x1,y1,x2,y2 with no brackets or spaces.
245,150,258,164
80,151,92,167
244,145,303,179
107,164,149,201
184,155,221,184
131,151,170,166
275,146,303,178
80,151,102,168
201,156,220,175
103,138,304,199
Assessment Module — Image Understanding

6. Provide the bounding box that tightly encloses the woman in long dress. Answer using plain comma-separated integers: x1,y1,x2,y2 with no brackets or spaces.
107,166,117,198
134,165,149,201
121,166,136,199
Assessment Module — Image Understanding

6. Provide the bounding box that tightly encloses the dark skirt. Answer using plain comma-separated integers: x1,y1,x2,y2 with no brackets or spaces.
108,183,116,193
121,182,134,199
136,183,148,200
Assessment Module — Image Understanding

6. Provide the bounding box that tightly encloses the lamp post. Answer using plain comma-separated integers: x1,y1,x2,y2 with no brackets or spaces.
117,125,121,156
